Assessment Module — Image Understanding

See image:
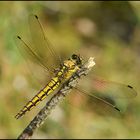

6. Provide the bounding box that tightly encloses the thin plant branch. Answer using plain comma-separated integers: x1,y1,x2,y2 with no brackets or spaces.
17,57,95,139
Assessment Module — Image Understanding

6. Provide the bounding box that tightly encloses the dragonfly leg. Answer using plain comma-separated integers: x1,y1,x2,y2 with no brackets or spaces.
53,68,60,73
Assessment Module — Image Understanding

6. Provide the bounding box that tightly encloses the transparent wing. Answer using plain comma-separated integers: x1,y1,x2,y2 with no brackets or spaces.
76,75,137,112
15,36,51,72
62,89,122,117
78,76,137,98
14,35,52,84
14,14,62,82
28,14,61,71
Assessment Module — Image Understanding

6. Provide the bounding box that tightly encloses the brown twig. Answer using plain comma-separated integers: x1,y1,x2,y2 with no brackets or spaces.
17,57,95,139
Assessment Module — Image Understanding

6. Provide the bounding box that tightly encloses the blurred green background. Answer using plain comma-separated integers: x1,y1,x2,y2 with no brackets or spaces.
0,1,140,139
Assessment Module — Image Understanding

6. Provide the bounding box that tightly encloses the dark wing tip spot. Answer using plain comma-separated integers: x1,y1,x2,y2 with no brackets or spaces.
17,36,21,39
34,15,38,19
114,106,121,112
127,85,133,89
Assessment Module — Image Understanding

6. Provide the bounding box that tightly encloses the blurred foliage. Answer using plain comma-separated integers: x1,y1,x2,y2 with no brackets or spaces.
0,1,140,139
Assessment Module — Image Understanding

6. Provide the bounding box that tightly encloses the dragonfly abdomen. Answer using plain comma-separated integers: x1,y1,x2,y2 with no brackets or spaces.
15,77,60,119
15,60,78,119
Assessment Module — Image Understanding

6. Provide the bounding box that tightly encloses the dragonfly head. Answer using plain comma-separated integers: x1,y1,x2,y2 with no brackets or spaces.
71,54,83,67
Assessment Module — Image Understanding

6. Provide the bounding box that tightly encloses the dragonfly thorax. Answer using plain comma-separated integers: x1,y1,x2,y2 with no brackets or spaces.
63,54,83,70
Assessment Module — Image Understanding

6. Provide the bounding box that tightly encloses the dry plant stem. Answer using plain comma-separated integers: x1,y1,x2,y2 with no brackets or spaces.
17,57,95,139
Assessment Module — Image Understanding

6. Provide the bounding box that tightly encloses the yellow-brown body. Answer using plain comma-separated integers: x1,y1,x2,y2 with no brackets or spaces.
15,58,80,119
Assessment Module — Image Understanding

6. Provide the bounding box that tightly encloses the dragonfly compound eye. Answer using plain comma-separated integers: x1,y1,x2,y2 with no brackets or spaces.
71,54,82,65
72,54,78,59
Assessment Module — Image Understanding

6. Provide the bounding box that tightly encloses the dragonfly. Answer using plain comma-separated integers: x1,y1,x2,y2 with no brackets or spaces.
15,15,137,119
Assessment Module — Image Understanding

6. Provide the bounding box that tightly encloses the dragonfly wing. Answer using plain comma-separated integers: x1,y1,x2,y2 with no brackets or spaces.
75,87,121,111
15,36,52,72
62,88,122,117
78,75,137,99
76,75,137,112
28,14,61,71
91,76,137,98
14,14,62,82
